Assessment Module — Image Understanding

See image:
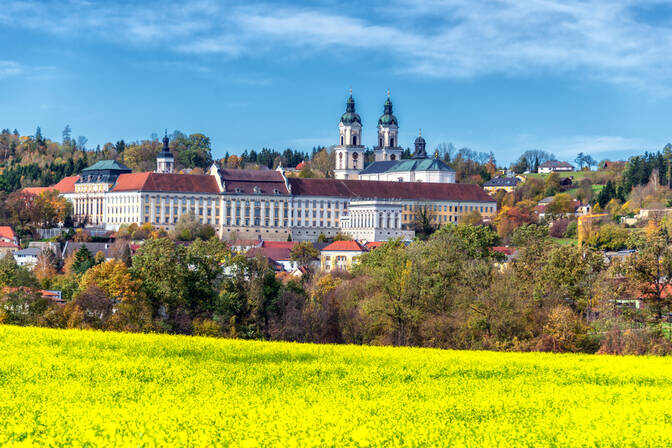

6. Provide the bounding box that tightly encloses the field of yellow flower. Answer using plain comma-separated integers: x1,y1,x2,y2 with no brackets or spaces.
2,325,672,447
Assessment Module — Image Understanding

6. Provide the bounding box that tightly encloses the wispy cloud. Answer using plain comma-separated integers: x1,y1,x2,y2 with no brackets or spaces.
0,61,22,78
4,0,672,91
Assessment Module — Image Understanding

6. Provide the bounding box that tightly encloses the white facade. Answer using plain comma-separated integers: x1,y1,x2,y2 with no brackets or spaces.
334,144,365,180
339,200,415,242
156,155,174,174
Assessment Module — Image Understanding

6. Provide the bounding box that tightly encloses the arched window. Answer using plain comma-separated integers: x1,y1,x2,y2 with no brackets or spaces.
390,137,395,147
352,152,358,169
379,137,383,147
390,154,396,161
340,136,344,145
338,152,343,169
352,136,357,146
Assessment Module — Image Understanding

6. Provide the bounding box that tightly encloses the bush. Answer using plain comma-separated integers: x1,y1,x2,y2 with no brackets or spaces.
193,319,221,337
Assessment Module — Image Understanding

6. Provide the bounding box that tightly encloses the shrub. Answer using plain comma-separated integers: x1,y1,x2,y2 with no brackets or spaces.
193,319,221,337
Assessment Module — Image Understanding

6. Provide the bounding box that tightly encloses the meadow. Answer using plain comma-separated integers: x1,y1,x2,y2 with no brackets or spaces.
2,326,672,447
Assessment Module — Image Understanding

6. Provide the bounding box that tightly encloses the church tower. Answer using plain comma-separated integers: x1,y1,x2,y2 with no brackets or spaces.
374,90,403,162
334,91,365,180
412,129,427,159
156,130,174,174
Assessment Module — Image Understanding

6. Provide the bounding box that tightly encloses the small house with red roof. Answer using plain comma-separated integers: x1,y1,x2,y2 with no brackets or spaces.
320,240,368,271
0,226,17,245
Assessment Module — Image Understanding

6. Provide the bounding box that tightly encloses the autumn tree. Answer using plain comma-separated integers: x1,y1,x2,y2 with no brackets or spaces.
622,227,672,320
290,241,320,266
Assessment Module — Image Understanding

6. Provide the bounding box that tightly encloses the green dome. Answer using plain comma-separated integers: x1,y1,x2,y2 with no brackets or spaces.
340,95,361,125
378,98,398,126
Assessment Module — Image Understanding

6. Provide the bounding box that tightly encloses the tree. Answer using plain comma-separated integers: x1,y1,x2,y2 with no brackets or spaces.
546,193,573,216
71,246,95,275
131,238,189,326
575,153,586,170
290,242,320,266
34,249,60,284
79,260,143,303
171,212,215,241
413,205,437,240
62,125,72,146
311,148,335,178
623,227,672,320
544,172,561,196
64,285,114,329
77,136,88,151
0,252,39,289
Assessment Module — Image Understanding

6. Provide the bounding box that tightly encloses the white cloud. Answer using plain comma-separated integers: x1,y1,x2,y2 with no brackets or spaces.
4,0,672,90
0,61,22,78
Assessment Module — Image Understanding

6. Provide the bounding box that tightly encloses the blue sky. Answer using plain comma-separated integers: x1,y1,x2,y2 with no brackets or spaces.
1,0,672,165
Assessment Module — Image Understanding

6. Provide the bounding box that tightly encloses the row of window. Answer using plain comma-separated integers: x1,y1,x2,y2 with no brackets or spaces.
403,204,495,214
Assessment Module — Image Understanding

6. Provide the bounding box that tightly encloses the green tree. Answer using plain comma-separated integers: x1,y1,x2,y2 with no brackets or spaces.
72,246,95,275
131,238,188,326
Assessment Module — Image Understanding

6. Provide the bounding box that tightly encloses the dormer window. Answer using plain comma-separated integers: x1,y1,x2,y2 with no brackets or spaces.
273,189,279,194
253,186,261,194
235,187,241,193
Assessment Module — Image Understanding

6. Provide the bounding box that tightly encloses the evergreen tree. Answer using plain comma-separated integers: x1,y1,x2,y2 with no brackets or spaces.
72,246,95,275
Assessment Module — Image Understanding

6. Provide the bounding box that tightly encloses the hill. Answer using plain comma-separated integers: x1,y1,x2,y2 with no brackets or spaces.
2,325,672,447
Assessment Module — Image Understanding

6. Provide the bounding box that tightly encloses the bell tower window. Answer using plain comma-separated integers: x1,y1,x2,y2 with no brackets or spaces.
391,154,396,161
340,136,344,145
390,137,395,147
379,137,383,147
352,136,357,146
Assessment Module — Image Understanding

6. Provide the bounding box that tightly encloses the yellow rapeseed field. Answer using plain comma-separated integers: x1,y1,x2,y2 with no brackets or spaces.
2,325,672,447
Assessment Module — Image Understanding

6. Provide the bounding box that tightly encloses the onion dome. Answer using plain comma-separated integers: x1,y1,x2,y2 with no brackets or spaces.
340,94,362,125
378,97,398,126
158,129,173,159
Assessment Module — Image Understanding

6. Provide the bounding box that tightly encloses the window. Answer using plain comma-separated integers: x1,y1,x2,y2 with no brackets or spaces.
353,136,358,145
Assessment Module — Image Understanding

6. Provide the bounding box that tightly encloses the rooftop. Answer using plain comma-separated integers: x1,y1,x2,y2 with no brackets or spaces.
287,177,494,202
82,160,132,172
112,172,220,193
322,240,369,252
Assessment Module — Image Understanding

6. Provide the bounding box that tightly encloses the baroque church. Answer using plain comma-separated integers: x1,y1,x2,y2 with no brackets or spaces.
333,92,456,183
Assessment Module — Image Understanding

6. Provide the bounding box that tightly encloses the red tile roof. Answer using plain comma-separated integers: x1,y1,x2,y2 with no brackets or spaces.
0,226,16,242
23,175,79,195
53,176,79,193
0,241,19,249
492,246,516,256
288,178,494,202
112,173,220,193
23,187,51,195
322,240,369,252
365,241,384,250
262,241,297,249
219,169,290,195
